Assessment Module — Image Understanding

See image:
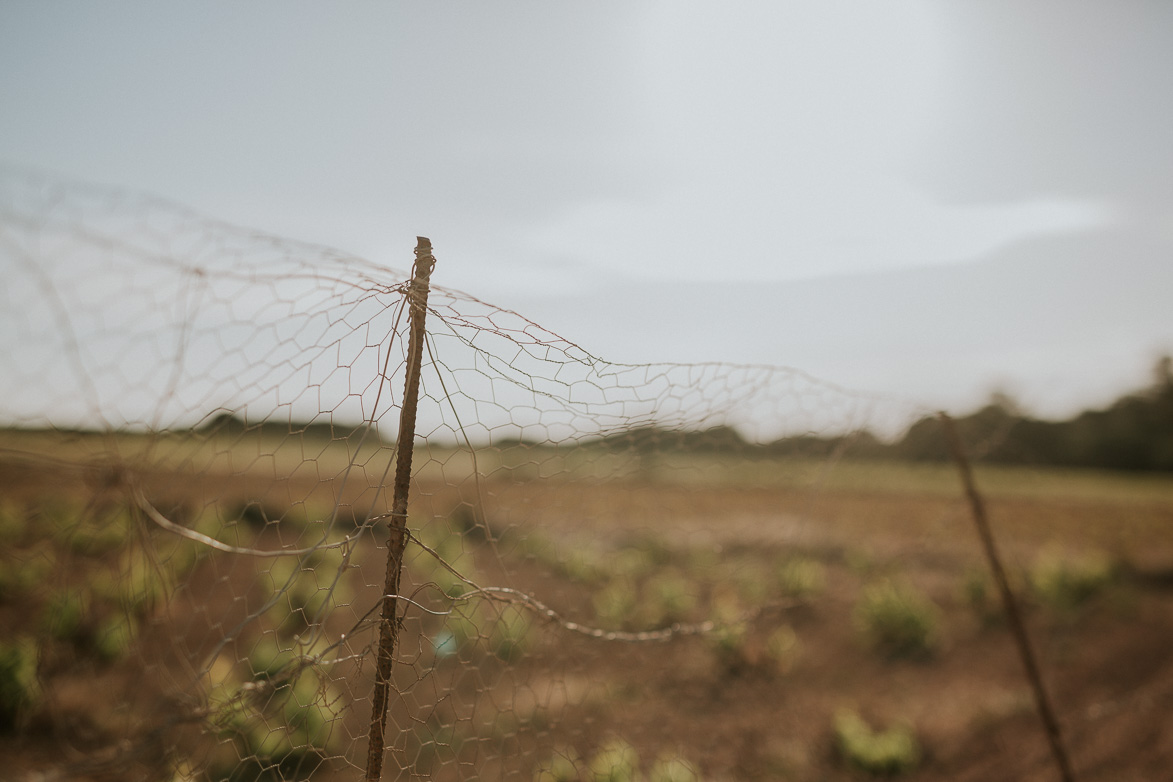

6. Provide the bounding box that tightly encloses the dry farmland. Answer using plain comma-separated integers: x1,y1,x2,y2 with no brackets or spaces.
1,430,1172,781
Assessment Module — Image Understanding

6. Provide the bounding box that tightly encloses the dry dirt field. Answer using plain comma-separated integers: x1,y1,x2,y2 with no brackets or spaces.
1,440,1172,781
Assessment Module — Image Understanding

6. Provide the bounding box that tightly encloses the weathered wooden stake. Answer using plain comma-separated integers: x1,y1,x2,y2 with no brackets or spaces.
938,412,1076,782
365,237,435,782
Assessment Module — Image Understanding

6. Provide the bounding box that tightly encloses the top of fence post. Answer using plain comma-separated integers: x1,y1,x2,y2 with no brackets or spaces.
413,236,435,285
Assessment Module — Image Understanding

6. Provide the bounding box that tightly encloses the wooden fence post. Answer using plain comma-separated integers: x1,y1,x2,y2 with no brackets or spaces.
939,412,1076,782
365,237,436,782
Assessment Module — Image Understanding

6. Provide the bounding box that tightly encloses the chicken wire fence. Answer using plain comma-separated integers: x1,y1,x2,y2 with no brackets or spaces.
0,169,1103,782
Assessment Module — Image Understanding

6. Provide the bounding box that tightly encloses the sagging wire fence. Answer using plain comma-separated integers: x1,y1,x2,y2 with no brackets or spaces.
0,169,1166,781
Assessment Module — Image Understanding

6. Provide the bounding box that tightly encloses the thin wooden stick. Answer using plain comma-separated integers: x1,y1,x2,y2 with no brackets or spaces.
365,237,436,782
938,412,1076,782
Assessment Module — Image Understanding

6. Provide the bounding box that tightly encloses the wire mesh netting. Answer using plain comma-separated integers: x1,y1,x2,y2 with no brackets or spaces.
2,169,1172,781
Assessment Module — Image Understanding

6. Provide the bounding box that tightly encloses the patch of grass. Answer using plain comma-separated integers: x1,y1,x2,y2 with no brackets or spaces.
525,534,669,592
730,562,771,604
536,741,701,782
261,542,353,638
845,548,875,577
41,501,80,542
36,500,131,556
487,603,532,663
533,747,582,782
246,634,297,681
151,515,213,579
430,601,532,663
120,546,171,613
0,549,53,603
208,635,341,778
611,547,656,581
706,589,751,674
91,544,172,616
833,709,920,775
777,557,826,599
639,570,698,627
559,547,610,585
0,502,26,545
187,503,253,551
67,505,134,556
1029,547,1118,613
432,608,481,660
516,530,557,563
411,719,468,775
245,669,341,770
232,501,285,533
555,539,661,586
685,546,720,576
623,533,675,567
960,568,1008,627
649,753,701,782
412,524,478,599
42,589,88,642
589,737,642,782
0,637,40,732
854,580,939,659
764,624,802,674
593,579,639,630
94,613,138,662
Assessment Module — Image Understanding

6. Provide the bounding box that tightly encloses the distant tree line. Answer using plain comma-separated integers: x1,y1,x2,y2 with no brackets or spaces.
9,360,1169,474
601,357,1173,473
896,357,1173,471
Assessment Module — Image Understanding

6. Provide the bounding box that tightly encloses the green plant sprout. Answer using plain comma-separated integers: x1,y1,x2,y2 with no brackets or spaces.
834,709,920,775
854,579,939,659
0,637,40,732
1029,546,1117,613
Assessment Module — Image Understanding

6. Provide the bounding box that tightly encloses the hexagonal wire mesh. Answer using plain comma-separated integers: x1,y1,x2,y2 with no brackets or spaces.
0,169,1101,782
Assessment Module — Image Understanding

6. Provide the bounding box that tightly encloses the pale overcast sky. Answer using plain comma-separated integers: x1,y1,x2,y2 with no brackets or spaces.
4,2,1164,297
2,2,1171,424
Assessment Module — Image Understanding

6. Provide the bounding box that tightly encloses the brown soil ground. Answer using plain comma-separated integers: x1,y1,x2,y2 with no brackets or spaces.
2,462,1172,781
